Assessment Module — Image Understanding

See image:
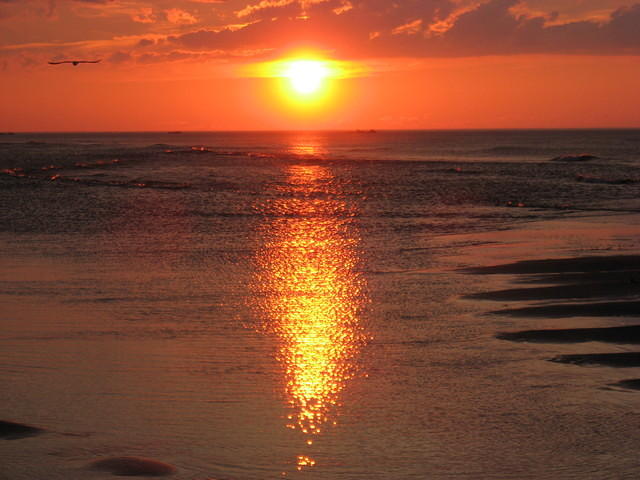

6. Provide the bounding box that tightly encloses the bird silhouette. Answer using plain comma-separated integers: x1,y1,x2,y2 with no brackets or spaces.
48,60,102,66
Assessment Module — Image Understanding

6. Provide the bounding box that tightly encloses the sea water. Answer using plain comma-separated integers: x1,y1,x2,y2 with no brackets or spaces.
1,130,640,479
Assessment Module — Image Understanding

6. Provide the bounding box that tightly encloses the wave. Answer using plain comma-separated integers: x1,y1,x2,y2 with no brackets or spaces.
1,159,190,191
48,175,189,190
479,146,552,155
2,158,122,177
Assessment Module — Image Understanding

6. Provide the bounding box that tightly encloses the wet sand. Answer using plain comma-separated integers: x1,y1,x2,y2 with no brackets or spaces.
497,325,640,344
460,220,640,387
462,255,640,275
3,211,640,479
550,352,640,367
491,300,640,318
89,456,176,476
0,420,44,440
610,379,640,390
467,281,639,302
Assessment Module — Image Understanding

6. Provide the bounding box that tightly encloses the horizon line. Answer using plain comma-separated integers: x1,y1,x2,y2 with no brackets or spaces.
3,127,640,134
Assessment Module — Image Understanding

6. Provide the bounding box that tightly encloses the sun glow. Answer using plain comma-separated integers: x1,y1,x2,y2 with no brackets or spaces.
285,60,329,95
244,55,358,108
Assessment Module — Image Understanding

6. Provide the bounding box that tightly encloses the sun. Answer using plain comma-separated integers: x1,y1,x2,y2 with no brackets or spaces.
285,60,329,95
242,55,355,109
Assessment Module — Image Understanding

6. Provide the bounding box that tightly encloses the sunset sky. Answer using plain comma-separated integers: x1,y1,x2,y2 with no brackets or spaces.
1,0,639,131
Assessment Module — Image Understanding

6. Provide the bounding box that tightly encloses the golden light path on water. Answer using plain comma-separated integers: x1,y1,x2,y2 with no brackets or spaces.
253,150,367,473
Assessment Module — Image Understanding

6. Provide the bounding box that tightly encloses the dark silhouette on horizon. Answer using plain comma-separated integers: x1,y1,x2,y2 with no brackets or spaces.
48,60,102,66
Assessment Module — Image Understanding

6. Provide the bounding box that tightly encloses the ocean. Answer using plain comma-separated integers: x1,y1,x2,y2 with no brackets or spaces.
1,130,640,479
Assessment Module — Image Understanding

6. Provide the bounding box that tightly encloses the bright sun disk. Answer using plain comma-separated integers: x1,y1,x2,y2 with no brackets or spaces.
285,60,329,95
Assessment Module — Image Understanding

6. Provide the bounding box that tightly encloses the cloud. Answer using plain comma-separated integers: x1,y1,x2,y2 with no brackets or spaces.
439,0,640,55
136,50,204,63
236,0,295,18
170,0,451,55
108,49,131,62
131,6,155,23
165,7,197,24
2,0,639,69
0,0,55,18
167,0,640,58
137,37,155,47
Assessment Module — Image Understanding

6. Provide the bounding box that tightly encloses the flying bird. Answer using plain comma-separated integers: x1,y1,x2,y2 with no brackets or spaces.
48,60,102,66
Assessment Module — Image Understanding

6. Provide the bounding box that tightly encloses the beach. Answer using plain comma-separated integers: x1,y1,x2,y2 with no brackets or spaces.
1,131,640,479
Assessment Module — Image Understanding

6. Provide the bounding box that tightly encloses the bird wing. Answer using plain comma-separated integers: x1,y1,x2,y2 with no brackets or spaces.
48,59,101,65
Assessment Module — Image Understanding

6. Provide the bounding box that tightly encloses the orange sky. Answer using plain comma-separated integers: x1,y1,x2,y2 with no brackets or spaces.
1,0,639,131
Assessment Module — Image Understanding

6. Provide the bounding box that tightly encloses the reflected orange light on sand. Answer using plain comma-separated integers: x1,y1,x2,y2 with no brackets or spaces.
253,156,366,471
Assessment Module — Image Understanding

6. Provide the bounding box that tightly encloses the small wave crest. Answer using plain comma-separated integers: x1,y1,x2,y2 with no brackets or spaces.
480,146,551,155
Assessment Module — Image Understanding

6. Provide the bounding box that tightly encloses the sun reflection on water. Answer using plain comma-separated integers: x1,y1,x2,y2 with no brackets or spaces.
253,161,366,472
288,142,326,157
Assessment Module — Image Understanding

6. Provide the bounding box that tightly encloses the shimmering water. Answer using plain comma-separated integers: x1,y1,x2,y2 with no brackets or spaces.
1,130,640,479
